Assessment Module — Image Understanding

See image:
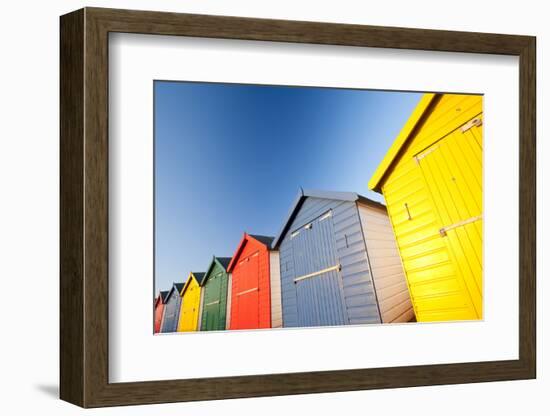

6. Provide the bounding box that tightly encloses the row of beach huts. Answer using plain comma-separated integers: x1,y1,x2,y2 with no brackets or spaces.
155,93,484,333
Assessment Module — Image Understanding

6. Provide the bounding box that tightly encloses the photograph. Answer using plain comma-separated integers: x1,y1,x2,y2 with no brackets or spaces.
153,81,483,333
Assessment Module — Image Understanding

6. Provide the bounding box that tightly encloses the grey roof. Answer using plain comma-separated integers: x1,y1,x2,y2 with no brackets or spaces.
165,282,185,300
160,290,169,303
191,272,206,285
249,234,275,247
202,256,232,285
215,257,232,270
271,188,386,249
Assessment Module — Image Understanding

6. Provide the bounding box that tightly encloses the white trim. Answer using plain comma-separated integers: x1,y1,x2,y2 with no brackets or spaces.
294,264,341,283
236,287,258,297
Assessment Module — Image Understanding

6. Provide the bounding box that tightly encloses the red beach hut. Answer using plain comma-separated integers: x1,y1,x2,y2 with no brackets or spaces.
153,290,169,334
227,234,282,330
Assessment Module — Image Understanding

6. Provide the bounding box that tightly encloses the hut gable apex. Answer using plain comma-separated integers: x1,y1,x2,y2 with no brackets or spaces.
272,188,384,249
181,272,205,295
227,233,274,272
154,290,170,307
368,93,437,193
165,282,185,302
202,256,232,286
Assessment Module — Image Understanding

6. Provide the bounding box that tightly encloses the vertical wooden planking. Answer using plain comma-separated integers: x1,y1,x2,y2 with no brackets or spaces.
160,285,182,333
228,236,274,330
178,276,203,332
279,197,382,327
372,93,483,322
201,262,229,331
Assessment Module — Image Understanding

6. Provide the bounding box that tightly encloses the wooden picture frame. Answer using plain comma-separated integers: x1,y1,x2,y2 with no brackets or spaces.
60,7,536,408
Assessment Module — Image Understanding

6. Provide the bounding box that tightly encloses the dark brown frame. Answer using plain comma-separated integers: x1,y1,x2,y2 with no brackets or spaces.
60,7,536,408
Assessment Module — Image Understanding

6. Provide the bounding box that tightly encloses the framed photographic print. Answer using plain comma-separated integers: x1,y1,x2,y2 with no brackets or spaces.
60,7,536,408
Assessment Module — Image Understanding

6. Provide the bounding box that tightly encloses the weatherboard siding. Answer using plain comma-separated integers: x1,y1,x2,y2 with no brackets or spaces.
377,94,482,322
269,251,282,328
279,197,382,327
358,203,414,323
160,292,181,333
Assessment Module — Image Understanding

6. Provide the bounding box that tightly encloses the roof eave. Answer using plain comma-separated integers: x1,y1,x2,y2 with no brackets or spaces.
272,188,363,249
271,188,305,249
180,272,197,295
368,93,438,193
227,234,248,272
202,256,218,285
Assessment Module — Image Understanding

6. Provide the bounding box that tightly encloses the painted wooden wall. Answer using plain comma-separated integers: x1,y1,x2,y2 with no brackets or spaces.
229,236,272,330
269,251,283,328
358,203,415,323
279,197,382,327
375,94,482,322
153,293,166,334
201,260,229,331
178,276,202,332
225,273,232,329
160,286,182,333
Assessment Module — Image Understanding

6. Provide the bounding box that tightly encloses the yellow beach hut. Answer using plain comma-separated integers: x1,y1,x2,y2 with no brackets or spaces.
177,272,206,332
368,93,482,322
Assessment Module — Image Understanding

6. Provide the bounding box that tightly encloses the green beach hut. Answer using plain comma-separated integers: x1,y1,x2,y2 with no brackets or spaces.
199,256,232,331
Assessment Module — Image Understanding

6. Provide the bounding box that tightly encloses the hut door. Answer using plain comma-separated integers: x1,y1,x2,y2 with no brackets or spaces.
291,211,347,327
166,303,177,332
234,252,260,329
181,286,198,331
203,274,222,331
415,118,483,318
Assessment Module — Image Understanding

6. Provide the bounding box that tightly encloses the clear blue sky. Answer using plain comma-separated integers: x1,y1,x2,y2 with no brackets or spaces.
154,81,421,293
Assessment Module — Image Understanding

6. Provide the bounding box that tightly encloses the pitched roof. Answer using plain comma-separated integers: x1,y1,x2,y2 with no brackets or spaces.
368,93,437,193
165,282,185,301
249,235,274,247
181,272,206,294
227,233,276,272
215,257,232,270
192,272,206,285
271,188,386,249
202,256,232,285
154,290,169,307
